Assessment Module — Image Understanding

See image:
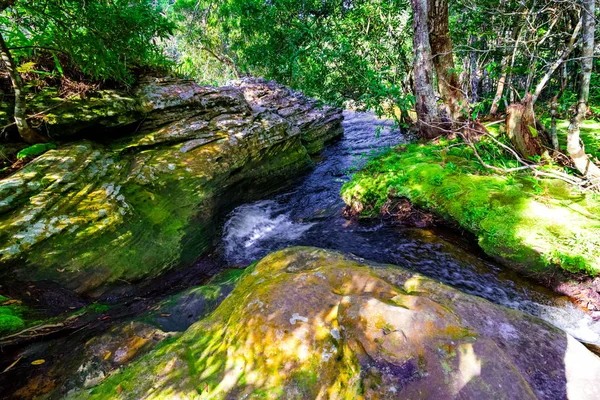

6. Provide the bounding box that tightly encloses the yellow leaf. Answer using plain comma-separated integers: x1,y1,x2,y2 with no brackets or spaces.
16,62,36,74
31,359,45,365
103,351,112,360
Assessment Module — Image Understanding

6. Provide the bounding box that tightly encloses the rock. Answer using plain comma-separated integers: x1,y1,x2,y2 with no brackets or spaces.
143,269,244,332
3,270,245,399
32,91,142,140
10,321,171,399
230,78,344,154
67,247,600,399
0,79,343,295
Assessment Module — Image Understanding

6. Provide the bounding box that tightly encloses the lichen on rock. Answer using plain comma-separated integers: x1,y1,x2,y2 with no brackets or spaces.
67,247,600,399
0,78,343,295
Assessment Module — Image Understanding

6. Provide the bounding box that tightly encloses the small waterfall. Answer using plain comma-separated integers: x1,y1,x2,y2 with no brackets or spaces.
222,200,314,264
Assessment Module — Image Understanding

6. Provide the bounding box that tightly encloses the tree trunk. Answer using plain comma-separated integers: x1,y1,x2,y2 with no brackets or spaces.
410,0,443,139
490,57,509,116
505,93,544,158
567,0,600,179
428,0,467,122
0,31,45,144
550,63,568,150
467,35,480,103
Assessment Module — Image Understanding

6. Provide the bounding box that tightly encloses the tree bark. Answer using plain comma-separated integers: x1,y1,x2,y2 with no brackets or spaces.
410,0,443,139
0,29,46,143
550,63,568,150
490,57,509,116
505,93,544,158
428,0,467,122
567,0,600,179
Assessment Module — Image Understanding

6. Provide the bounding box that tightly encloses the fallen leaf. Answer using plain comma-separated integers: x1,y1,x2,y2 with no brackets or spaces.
160,313,171,317
103,351,112,360
31,359,45,365
1,299,22,306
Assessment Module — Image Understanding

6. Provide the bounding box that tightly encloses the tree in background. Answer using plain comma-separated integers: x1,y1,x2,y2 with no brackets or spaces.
172,0,415,121
567,0,599,178
0,0,172,143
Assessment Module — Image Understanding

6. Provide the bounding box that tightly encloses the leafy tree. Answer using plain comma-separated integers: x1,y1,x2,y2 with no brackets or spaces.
173,0,414,115
0,0,173,143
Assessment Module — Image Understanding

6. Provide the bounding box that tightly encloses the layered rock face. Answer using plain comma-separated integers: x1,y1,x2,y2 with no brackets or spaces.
0,78,343,294
67,247,600,399
229,78,344,154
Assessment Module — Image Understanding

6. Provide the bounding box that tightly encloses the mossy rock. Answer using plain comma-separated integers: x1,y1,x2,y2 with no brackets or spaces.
67,247,600,399
0,79,342,295
341,142,600,276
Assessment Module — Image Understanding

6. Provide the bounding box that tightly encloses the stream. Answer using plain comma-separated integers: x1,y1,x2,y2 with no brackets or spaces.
2,111,600,398
220,111,600,346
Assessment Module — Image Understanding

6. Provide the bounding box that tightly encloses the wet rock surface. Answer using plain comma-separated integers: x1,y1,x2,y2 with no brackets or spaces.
230,78,344,154
2,269,243,399
0,78,343,295
65,247,600,399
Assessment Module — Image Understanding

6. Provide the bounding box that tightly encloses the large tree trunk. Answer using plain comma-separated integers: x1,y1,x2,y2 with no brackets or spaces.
567,0,600,179
410,0,443,139
505,93,545,158
428,0,466,122
0,31,45,144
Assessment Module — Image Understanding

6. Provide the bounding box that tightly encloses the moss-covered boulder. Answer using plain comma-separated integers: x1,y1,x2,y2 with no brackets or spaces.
341,142,600,277
68,247,600,399
0,79,343,295
6,270,244,399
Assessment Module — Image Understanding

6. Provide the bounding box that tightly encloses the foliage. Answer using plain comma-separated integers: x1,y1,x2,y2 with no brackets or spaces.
0,295,26,334
341,135,600,276
171,0,414,110
1,0,173,85
16,143,56,160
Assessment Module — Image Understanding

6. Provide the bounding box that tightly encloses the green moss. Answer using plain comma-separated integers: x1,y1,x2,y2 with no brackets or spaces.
0,297,27,334
341,140,600,276
16,143,57,160
0,309,25,333
208,268,248,286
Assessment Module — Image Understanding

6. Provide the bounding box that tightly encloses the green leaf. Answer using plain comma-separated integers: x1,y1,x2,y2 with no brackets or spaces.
52,53,64,76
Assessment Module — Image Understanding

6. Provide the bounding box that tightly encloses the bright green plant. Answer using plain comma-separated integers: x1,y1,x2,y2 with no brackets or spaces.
16,143,56,160
1,0,174,84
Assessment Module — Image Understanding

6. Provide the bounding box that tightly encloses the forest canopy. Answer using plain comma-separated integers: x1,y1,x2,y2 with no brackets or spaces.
1,0,599,170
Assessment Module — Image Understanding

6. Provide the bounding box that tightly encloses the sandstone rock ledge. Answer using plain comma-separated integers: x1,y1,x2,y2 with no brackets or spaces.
0,78,343,294
67,247,600,400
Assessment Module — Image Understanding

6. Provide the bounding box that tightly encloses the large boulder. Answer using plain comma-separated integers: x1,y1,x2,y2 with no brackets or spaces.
230,78,344,154
0,78,343,295
68,247,600,399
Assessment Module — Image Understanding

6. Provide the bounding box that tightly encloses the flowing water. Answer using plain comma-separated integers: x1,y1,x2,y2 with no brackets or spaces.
221,111,600,346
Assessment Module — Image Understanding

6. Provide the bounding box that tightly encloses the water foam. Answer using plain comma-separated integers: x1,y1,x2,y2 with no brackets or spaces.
222,200,314,263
